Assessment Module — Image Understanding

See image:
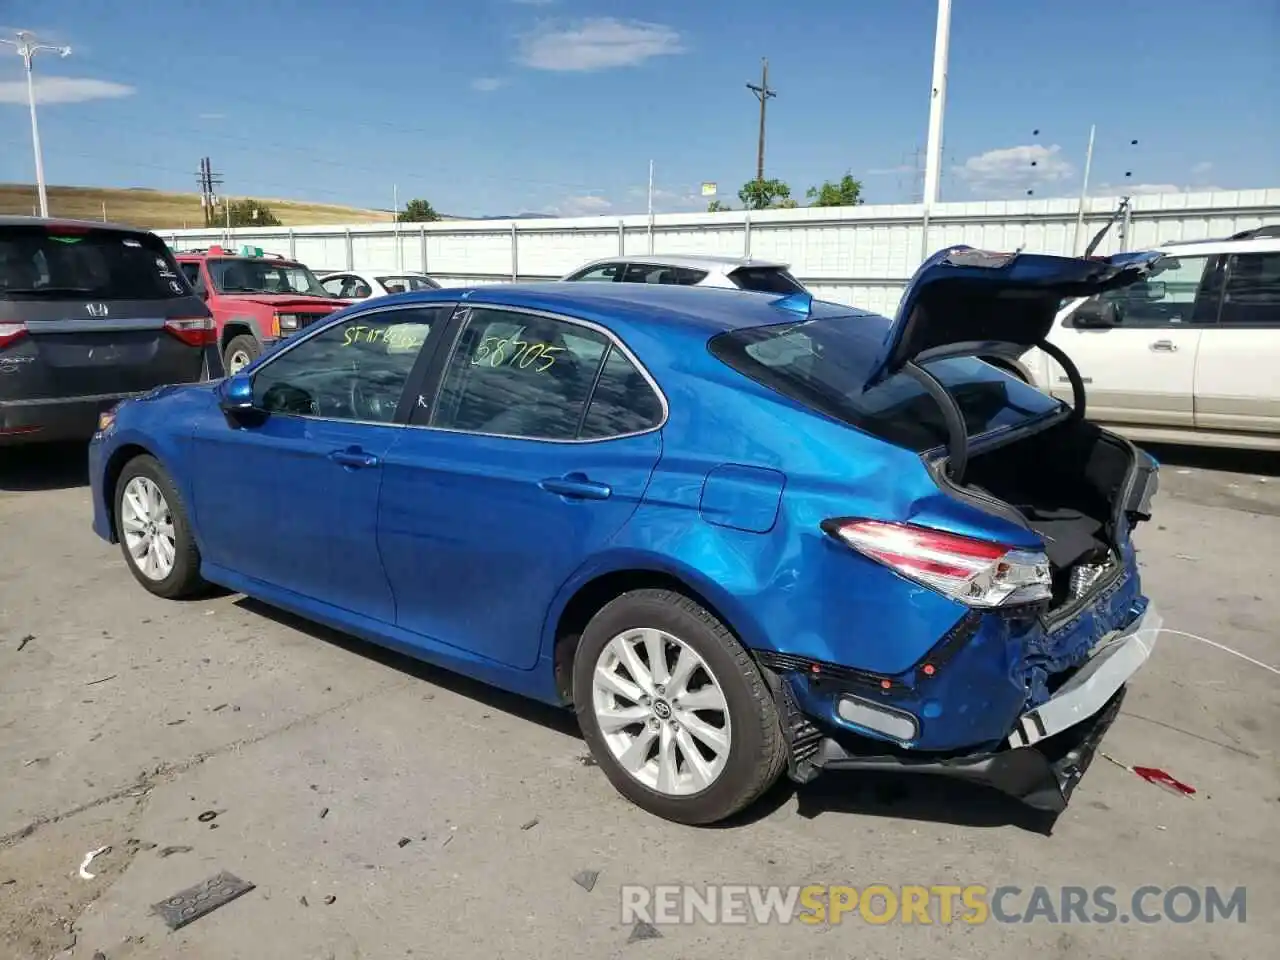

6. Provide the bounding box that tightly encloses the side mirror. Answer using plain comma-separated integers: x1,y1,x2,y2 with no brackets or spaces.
218,374,255,415
1073,299,1120,329
1128,280,1166,302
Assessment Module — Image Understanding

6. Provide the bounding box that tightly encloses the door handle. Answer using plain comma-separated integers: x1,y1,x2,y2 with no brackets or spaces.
539,474,612,500
1149,339,1177,352
328,447,380,469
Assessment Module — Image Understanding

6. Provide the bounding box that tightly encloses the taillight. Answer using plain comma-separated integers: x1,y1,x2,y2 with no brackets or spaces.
163,316,217,347
0,322,28,350
821,518,1052,608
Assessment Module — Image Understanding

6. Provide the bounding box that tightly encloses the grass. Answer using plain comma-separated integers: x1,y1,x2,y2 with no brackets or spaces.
0,183,394,229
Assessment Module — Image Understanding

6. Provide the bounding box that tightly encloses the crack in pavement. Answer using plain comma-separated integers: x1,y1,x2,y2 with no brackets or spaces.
1,677,413,849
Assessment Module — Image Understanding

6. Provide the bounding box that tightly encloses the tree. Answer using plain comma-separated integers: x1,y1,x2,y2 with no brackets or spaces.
806,173,864,207
737,178,792,210
224,199,281,227
707,199,731,212
397,198,440,222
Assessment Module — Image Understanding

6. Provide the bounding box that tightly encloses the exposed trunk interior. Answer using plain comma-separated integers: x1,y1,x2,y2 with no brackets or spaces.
958,417,1138,609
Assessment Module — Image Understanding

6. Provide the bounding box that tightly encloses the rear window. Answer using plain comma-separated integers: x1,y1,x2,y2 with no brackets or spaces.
729,266,805,294
0,225,191,301
709,317,1063,452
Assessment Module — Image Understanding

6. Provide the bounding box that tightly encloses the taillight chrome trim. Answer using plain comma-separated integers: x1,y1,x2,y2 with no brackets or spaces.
0,321,29,350
822,517,1052,609
162,316,217,347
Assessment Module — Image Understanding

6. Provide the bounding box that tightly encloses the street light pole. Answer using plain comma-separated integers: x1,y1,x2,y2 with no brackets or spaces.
920,0,952,262
1,31,73,219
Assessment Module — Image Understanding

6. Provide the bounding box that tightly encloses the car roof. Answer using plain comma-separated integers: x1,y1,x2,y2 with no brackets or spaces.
0,214,153,235
382,282,874,337
577,253,790,271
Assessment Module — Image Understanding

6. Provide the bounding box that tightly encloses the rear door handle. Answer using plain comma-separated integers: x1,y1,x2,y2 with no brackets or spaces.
1149,339,1177,352
539,474,612,500
328,448,380,469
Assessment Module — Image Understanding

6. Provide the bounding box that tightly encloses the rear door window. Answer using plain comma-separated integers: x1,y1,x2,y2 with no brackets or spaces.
566,262,623,282
728,266,805,294
710,317,1062,452
1220,252,1280,327
0,225,191,301
426,307,608,439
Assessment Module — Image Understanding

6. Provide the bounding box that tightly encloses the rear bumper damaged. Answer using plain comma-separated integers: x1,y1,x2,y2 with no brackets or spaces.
768,601,1161,813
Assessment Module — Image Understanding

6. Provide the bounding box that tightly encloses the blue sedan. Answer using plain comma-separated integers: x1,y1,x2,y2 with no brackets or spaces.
89,246,1164,825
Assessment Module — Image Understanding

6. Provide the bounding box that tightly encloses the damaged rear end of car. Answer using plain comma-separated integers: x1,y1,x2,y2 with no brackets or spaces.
717,246,1165,813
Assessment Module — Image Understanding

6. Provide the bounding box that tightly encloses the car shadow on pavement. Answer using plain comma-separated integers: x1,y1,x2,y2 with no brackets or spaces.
718,772,1056,834
234,597,582,739
237,594,1063,833
0,442,90,491
1139,442,1280,478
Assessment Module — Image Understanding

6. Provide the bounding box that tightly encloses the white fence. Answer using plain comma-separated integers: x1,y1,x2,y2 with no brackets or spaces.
167,189,1280,317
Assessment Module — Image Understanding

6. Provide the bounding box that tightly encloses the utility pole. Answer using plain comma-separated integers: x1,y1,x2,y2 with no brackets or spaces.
1072,125,1097,255
196,157,223,228
2,31,72,218
920,0,952,262
746,58,776,185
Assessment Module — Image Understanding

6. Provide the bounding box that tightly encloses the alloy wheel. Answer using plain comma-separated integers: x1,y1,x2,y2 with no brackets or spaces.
120,476,177,581
591,627,732,796
227,349,253,373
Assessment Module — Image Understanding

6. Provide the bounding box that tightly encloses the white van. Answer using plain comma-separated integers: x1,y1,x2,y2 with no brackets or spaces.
1006,226,1280,451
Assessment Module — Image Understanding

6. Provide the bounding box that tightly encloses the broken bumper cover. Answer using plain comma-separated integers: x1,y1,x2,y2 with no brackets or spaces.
779,602,1161,813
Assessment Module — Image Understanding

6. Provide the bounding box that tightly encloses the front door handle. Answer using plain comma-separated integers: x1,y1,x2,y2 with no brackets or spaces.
328,447,380,469
539,473,612,500
1149,339,1177,352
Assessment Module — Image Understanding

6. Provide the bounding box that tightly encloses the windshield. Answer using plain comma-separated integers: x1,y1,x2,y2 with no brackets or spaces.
0,225,192,301
710,316,1063,452
208,257,330,297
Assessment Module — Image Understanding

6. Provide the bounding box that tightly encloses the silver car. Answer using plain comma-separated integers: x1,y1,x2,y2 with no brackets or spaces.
561,254,806,294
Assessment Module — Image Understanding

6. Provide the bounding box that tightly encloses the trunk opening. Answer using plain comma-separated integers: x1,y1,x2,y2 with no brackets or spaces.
945,416,1143,612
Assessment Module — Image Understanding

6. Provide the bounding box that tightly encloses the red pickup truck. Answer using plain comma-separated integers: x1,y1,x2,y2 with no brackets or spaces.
175,246,348,373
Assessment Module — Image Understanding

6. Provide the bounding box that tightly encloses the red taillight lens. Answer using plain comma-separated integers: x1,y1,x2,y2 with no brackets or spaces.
163,316,217,347
822,518,1052,608
0,322,28,350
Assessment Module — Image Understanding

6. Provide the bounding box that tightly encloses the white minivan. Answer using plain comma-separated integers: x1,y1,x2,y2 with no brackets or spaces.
1004,226,1280,452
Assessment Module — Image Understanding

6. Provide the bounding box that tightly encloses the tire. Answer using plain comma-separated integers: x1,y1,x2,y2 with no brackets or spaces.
223,334,262,374
573,588,786,825
114,454,206,600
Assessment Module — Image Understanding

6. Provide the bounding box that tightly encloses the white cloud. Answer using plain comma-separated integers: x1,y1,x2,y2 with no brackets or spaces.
626,184,704,213
511,0,556,5
198,112,225,121
954,144,1075,198
1096,182,1226,196
471,77,505,92
546,194,613,217
0,75,135,105
1191,161,1214,176
518,18,685,72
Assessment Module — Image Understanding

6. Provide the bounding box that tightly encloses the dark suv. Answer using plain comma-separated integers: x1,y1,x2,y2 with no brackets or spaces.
0,217,221,447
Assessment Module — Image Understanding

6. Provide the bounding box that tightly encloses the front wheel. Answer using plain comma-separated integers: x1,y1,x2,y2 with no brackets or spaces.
115,454,206,599
223,334,262,374
573,588,786,825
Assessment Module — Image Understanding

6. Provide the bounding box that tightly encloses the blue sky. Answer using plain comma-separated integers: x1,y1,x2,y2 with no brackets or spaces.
1,0,1277,217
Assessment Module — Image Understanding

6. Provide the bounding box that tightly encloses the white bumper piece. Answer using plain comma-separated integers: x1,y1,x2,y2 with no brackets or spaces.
1008,602,1161,749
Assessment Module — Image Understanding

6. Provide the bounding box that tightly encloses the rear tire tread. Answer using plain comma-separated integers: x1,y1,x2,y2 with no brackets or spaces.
574,587,786,825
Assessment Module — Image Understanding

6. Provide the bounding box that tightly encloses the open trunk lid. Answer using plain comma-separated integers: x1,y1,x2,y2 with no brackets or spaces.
866,246,1163,483
867,246,1163,387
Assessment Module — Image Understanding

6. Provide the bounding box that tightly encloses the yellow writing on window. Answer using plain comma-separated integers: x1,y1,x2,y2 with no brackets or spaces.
341,324,428,351
471,336,563,372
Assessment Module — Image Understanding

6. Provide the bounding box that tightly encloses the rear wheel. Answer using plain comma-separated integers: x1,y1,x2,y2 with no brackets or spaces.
115,454,206,599
223,334,262,374
573,588,786,825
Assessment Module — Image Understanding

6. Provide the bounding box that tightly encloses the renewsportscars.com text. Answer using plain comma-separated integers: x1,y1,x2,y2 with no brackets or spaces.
621,884,1247,926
